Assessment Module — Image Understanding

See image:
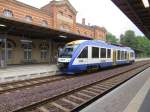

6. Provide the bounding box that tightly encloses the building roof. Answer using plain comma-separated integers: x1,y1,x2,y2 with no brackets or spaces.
77,23,93,30
91,25,107,32
77,23,107,33
112,0,150,39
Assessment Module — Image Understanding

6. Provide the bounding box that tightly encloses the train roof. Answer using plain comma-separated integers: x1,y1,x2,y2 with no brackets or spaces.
67,40,134,52
67,40,88,45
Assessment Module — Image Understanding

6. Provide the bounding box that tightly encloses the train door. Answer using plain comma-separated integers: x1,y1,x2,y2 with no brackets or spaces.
113,50,117,65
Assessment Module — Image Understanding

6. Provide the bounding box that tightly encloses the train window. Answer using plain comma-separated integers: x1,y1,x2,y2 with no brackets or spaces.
130,52,132,58
130,52,134,58
123,51,125,59
125,51,127,59
78,47,88,58
117,50,120,60
121,51,124,60
92,47,99,58
100,48,106,58
107,49,111,58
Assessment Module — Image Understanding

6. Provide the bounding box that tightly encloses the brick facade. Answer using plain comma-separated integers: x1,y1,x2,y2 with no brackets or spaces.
0,0,107,65
0,0,106,40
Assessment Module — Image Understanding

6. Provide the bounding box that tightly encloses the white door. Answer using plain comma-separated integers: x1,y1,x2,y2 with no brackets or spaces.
2,49,12,64
24,49,32,62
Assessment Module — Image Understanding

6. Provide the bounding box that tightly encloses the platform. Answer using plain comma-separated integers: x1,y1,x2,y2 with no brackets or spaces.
135,58,150,62
0,64,60,83
81,67,150,112
0,58,149,84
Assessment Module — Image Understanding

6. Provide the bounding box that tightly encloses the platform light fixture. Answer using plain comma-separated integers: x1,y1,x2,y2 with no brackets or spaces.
142,0,150,8
0,24,6,27
59,35,67,38
20,39,32,43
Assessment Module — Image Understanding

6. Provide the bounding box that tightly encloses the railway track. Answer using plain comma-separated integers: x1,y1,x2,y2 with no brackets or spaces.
13,62,150,112
0,61,147,94
0,74,75,94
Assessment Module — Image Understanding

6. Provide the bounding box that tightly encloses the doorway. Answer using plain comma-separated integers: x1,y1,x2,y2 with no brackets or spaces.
113,50,117,65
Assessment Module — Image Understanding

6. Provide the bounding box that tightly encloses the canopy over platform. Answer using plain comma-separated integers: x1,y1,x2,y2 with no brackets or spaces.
0,16,92,42
112,0,150,39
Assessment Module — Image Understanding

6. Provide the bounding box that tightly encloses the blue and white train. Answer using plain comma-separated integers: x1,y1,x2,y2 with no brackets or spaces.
57,40,135,74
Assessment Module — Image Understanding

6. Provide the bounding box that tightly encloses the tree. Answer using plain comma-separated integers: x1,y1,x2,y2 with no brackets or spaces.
120,30,150,58
135,36,150,57
106,33,118,44
120,30,137,49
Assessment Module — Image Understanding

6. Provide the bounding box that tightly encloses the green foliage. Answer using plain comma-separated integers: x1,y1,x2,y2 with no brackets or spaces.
106,33,118,44
120,30,150,58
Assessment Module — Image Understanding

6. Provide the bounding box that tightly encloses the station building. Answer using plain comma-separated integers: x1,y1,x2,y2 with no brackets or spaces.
0,0,107,67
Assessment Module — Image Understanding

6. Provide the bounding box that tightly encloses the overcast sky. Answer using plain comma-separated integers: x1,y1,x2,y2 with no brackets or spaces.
17,0,144,38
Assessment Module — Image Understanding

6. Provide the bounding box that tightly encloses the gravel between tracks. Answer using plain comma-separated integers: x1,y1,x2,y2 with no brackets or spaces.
0,62,149,112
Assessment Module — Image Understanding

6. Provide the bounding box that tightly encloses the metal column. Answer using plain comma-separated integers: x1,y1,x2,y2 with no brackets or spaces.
0,35,7,68
4,36,7,67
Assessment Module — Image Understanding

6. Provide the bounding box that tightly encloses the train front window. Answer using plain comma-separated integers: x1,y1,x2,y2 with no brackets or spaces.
59,45,77,58
78,47,88,58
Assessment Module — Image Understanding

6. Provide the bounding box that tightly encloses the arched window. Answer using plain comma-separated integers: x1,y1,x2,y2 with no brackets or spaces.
60,25,70,31
68,15,72,19
1,39,16,61
1,39,16,48
42,20,48,27
25,15,32,22
59,11,63,15
3,9,13,17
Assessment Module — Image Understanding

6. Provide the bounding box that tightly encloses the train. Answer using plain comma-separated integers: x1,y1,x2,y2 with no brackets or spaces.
57,40,135,74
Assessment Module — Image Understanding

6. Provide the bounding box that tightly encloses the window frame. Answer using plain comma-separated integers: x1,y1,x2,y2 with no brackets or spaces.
107,49,111,58
68,15,72,19
120,51,124,60
41,49,48,60
100,48,106,58
125,51,127,59
3,9,13,17
117,50,121,60
130,52,134,58
78,46,88,59
92,47,99,58
42,20,48,27
25,15,33,22
59,11,63,16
